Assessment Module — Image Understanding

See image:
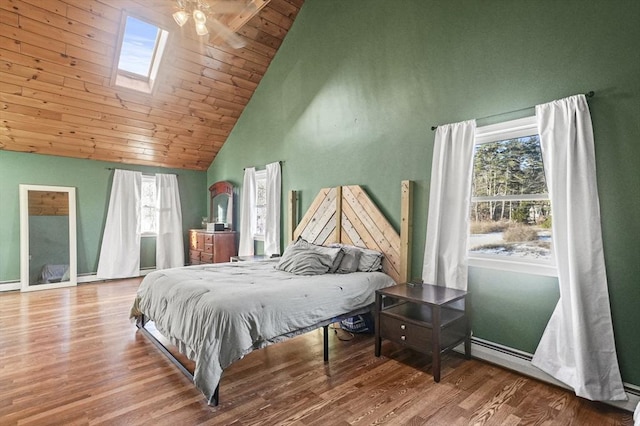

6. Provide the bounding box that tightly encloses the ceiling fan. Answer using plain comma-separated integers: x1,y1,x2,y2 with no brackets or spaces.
172,0,251,49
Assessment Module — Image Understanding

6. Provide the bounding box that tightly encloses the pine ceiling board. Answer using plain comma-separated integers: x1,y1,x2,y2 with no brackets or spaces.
9,0,117,46
283,0,304,9
246,16,287,39
258,4,295,30
270,0,299,18
63,1,119,21
0,0,304,170
19,43,113,77
28,190,69,216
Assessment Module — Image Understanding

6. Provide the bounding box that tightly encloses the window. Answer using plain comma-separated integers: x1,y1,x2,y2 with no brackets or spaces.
140,175,157,236
254,170,267,240
468,116,556,276
113,15,169,94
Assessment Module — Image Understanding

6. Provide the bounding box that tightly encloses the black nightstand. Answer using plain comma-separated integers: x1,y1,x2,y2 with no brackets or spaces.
374,283,471,382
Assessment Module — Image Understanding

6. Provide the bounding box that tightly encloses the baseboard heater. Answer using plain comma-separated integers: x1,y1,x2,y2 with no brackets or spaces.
455,336,639,413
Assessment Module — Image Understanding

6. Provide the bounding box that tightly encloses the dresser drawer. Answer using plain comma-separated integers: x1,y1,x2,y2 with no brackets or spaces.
204,234,213,244
189,250,201,262
189,231,199,250
204,243,213,254
379,314,430,351
200,252,213,263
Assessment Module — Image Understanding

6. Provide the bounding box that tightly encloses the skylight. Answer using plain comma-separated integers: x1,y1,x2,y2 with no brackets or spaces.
113,14,169,94
118,16,159,77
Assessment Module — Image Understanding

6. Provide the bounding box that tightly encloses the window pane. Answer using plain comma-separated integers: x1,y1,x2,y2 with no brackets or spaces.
469,200,552,260
118,16,159,77
256,181,266,206
472,136,547,198
141,206,157,234
254,173,267,237
141,176,157,234
255,206,266,237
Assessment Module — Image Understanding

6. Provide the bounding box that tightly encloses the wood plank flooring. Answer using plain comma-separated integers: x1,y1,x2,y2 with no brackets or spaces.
0,279,633,425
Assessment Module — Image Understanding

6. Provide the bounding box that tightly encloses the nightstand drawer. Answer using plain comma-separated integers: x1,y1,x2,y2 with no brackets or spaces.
380,314,430,350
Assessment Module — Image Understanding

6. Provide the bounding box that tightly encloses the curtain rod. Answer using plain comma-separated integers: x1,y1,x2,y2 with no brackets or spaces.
243,160,284,171
430,91,595,131
105,167,178,176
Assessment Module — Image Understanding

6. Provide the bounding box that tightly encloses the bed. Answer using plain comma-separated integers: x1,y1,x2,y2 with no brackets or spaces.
131,182,413,406
39,264,70,283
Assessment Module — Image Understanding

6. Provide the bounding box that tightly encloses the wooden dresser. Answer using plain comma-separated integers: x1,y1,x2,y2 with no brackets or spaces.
188,230,237,265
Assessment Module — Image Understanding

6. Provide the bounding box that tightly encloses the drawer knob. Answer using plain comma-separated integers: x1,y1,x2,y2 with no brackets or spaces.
400,324,406,330
401,335,406,341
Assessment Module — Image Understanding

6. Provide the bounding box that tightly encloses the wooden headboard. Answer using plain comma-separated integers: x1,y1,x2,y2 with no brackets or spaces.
288,181,413,284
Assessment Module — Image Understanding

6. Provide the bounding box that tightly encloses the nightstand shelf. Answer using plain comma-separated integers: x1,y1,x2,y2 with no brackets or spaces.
375,283,471,382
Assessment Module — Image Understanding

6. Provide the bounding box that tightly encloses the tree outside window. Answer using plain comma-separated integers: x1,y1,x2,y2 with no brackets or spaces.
469,117,553,265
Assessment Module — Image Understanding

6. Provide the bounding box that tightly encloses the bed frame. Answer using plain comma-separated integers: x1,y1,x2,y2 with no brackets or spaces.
136,180,413,406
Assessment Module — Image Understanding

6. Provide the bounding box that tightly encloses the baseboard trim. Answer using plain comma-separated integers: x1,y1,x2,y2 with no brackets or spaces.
1,269,158,289
455,337,639,413
77,268,157,283
0,281,20,292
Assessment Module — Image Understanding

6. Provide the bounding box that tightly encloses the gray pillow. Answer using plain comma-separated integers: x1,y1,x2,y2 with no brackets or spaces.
310,243,343,273
276,238,343,275
329,244,362,274
356,247,384,272
295,238,344,273
329,243,384,272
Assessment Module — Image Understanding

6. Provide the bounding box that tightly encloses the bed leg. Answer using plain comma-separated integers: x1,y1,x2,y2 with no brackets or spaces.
136,314,147,328
323,325,329,362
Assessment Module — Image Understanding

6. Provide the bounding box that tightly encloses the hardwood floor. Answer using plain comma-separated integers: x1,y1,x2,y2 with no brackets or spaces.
0,279,633,425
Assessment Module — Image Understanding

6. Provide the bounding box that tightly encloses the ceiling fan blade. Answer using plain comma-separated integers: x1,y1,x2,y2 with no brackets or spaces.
207,17,246,49
209,1,250,14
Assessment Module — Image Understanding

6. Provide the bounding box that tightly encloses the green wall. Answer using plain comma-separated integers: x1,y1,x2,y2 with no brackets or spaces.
208,0,640,386
0,151,207,281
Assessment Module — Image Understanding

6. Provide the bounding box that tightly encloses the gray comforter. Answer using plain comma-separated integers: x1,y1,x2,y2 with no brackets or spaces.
130,259,394,404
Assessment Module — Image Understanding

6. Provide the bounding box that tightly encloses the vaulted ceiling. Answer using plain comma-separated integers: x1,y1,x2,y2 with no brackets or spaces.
0,0,303,170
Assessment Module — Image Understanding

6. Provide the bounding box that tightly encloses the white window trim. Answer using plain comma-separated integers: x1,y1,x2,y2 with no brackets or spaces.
475,116,538,144
140,174,157,237
253,169,266,241
469,115,557,277
468,255,557,277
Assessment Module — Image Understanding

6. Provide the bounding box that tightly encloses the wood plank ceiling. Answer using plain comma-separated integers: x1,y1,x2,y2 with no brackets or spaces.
0,0,303,170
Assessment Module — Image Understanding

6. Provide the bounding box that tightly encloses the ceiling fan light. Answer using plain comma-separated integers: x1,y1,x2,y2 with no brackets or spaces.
195,22,209,36
193,9,207,25
173,10,189,27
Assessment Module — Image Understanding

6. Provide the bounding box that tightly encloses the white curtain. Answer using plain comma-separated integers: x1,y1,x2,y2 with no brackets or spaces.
97,169,141,279
156,173,184,270
238,167,256,256
422,120,476,291
532,95,626,401
264,162,281,256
